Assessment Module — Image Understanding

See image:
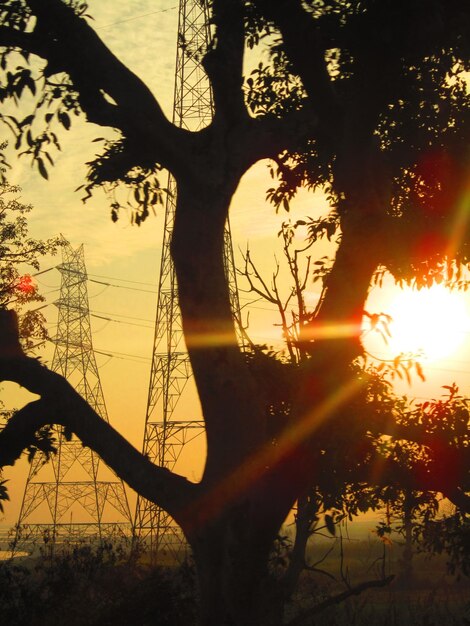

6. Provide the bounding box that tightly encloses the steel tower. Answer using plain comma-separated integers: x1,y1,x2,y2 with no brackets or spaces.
133,0,243,559
14,241,132,555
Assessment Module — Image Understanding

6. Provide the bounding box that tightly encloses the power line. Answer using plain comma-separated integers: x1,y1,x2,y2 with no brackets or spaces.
32,267,55,277
91,312,153,330
32,265,158,293
87,272,157,288
95,6,178,31
94,347,151,363
91,309,155,323
88,278,157,294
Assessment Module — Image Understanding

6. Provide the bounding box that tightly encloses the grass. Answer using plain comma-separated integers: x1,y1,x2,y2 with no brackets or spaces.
286,536,470,625
1,535,469,625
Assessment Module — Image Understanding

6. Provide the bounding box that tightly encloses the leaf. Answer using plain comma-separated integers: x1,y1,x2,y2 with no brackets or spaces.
0,479,9,514
59,111,71,130
37,158,48,180
21,114,34,127
415,361,425,382
324,514,336,536
27,447,36,463
25,76,36,96
404,365,411,385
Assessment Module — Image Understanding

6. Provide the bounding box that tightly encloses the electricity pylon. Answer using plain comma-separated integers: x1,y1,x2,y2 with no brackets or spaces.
14,241,132,555
133,0,243,560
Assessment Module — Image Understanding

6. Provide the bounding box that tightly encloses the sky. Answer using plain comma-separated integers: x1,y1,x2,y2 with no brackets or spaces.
2,0,470,528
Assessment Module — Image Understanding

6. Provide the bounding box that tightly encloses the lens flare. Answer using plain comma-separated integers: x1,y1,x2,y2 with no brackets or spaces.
185,376,364,530
16,275,35,294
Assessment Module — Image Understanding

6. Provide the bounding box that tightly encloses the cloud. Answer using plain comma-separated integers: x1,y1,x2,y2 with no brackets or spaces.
6,1,331,271
231,161,330,242
6,1,180,269
90,0,178,118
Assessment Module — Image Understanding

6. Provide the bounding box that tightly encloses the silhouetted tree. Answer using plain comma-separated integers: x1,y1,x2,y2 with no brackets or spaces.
0,174,62,510
0,2,469,624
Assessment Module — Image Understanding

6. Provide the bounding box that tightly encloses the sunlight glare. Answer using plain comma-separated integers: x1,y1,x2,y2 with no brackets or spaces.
387,285,470,361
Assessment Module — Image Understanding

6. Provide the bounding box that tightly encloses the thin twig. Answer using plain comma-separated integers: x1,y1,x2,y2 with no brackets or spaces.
286,575,395,626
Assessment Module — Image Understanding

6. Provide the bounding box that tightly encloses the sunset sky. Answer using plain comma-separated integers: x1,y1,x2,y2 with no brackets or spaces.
2,0,470,527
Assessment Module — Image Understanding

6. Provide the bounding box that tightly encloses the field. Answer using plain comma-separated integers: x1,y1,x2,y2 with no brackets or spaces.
288,536,470,625
0,530,469,625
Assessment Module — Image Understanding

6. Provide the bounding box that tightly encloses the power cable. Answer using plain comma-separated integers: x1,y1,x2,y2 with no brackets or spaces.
88,278,157,294
90,309,155,323
91,312,153,329
87,272,157,288
95,6,178,31
94,347,151,363
31,267,56,277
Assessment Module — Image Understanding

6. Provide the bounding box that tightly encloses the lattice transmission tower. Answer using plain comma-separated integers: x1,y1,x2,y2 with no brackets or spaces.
14,241,132,555
133,0,243,559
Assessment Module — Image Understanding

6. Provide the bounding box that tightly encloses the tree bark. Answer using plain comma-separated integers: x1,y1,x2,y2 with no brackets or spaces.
171,175,266,481
189,498,288,626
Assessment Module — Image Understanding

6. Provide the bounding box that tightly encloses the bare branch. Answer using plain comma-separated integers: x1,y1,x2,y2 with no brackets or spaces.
286,575,394,626
271,262,297,362
0,355,195,520
300,255,311,290
306,540,336,572
242,248,278,304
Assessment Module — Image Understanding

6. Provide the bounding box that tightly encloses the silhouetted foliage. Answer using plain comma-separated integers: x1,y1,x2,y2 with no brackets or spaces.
0,176,62,350
0,542,198,626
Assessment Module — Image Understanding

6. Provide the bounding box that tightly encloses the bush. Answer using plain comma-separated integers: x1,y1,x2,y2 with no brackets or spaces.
0,541,198,626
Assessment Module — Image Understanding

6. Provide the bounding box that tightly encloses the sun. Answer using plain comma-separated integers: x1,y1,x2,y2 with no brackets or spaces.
385,285,470,362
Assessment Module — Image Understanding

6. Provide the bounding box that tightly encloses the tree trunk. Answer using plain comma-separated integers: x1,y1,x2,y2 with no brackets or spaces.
171,177,266,481
191,515,285,626
171,173,287,624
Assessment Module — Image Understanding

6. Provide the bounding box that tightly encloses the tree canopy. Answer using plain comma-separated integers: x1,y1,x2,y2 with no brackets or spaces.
0,1,469,624
0,177,62,351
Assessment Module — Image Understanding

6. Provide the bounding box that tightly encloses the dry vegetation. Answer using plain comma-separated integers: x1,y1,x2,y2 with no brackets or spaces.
1,533,469,626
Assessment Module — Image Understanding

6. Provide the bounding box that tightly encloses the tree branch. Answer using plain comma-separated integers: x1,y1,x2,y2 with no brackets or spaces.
16,0,189,172
0,354,195,521
0,26,44,56
286,574,394,626
230,102,319,174
204,0,247,124
253,0,342,133
242,247,278,305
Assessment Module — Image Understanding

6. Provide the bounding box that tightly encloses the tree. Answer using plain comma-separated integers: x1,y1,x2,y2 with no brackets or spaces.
0,176,63,352
0,1,469,624
0,174,62,512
